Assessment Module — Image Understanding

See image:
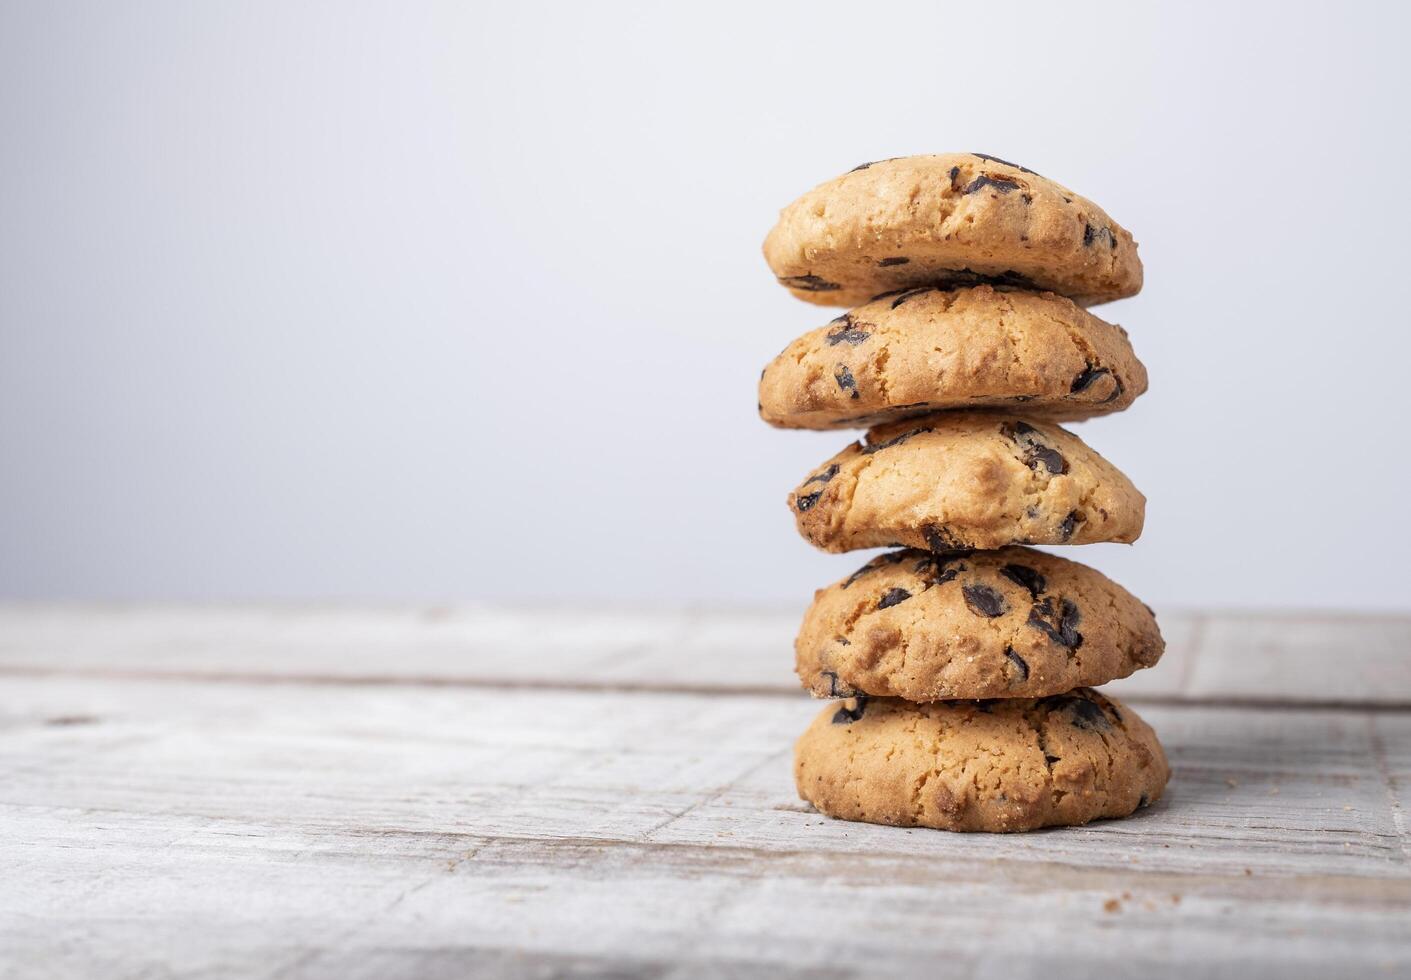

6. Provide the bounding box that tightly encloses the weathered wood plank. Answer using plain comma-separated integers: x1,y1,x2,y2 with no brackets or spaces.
2,604,1408,705
2,674,1408,979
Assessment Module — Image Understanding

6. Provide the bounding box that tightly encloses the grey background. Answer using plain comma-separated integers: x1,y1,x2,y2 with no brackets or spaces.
2,1,1408,610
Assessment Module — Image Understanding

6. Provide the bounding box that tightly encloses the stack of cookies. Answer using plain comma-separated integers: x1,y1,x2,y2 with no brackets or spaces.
758,153,1170,833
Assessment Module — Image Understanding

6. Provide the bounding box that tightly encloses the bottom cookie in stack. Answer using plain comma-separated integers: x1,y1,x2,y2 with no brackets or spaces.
795,689,1168,833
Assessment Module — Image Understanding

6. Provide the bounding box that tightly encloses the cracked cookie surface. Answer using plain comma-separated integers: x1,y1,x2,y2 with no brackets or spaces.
794,689,1168,832
763,153,1142,308
797,547,1163,701
788,413,1144,552
759,285,1146,430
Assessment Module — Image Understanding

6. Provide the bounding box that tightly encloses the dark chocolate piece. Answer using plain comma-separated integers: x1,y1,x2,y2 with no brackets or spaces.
779,274,841,292
802,463,840,487
962,584,1007,618
877,587,912,610
834,364,859,399
1028,597,1083,650
999,564,1046,598
1004,647,1030,681
832,697,869,724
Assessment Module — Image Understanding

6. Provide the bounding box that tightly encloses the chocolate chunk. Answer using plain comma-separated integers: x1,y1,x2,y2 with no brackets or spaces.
841,551,908,589
1028,444,1066,475
971,153,1037,175
1083,223,1115,248
848,157,900,173
1002,421,1068,475
915,550,969,585
1028,597,1083,650
821,670,855,698
795,490,823,512
1050,693,1110,731
779,274,841,292
832,697,868,724
1058,511,1079,541
862,426,932,455
1070,357,1128,406
963,174,1022,195
825,315,871,346
1004,647,1030,681
1066,360,1123,403
1000,564,1046,598
833,364,859,399
832,402,932,426
1137,794,1150,808
878,587,912,609
931,565,961,586
923,524,966,554
877,257,910,267
1070,364,1110,394
987,270,1039,290
948,166,962,191
886,286,934,309
962,583,1007,618
802,463,839,487
894,269,1040,293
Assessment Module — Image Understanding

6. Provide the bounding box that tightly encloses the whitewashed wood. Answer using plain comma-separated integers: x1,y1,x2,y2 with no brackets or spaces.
2,606,1409,979
2,671,1410,979
3,603,1408,704
1188,612,1411,705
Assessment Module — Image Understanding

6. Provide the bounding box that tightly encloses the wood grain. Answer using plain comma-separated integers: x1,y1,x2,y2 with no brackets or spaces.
1,606,1408,978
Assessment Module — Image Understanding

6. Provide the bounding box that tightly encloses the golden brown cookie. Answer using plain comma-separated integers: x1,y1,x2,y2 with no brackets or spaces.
796,547,1163,701
758,285,1146,430
788,413,1144,552
763,153,1142,307
794,690,1168,832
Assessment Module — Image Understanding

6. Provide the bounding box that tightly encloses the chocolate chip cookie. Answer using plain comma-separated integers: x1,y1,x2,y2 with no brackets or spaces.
797,546,1162,701
788,413,1144,552
764,153,1142,308
759,284,1146,429
794,689,1168,832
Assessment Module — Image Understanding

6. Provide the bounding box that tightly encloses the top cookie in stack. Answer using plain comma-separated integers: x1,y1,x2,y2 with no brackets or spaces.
763,152,1141,308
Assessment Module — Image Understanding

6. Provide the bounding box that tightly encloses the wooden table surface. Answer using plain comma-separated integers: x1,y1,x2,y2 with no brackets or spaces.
2,604,1409,979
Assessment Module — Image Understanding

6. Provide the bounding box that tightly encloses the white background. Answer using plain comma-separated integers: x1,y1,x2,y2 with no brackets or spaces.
3,1,1408,610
